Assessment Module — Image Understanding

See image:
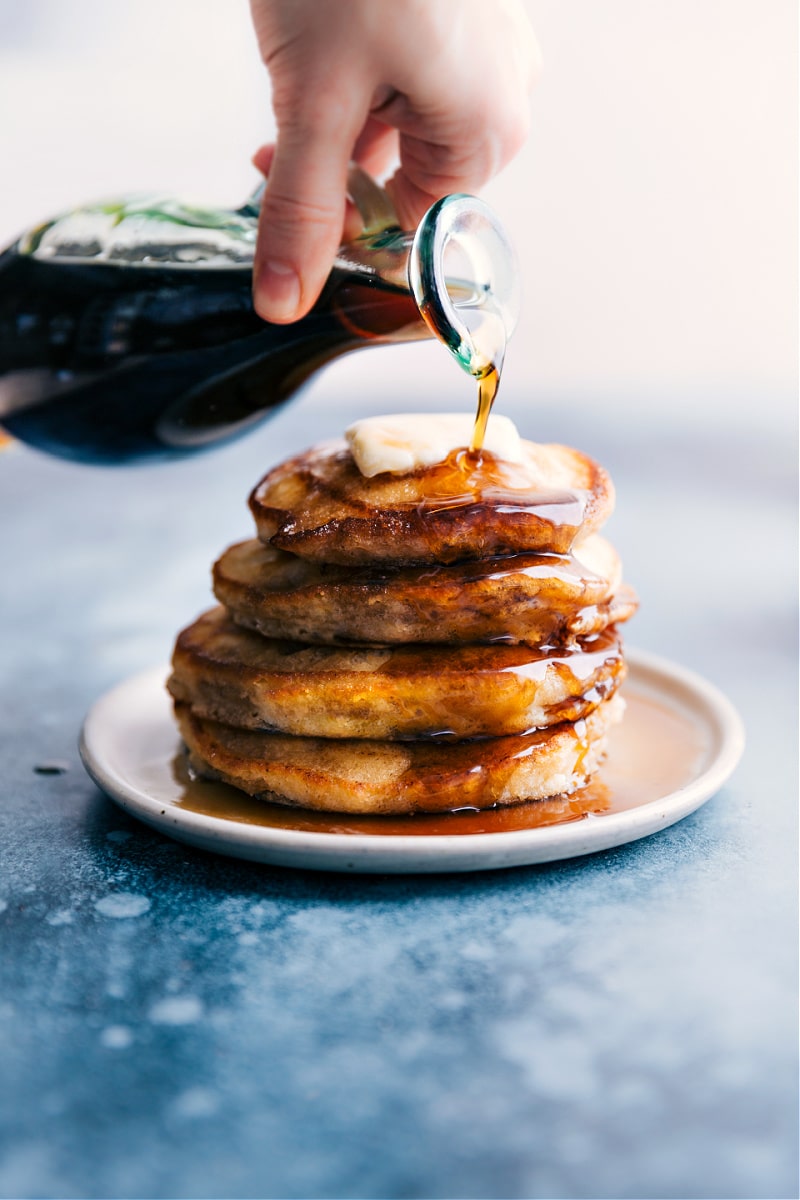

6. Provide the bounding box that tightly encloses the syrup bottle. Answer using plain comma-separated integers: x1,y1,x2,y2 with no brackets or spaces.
0,167,519,464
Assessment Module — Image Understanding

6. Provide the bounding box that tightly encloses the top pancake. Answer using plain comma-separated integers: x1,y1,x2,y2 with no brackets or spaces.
249,438,615,565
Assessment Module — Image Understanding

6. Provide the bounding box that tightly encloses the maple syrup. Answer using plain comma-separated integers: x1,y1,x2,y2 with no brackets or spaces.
0,251,424,463
411,445,585,525
470,363,501,453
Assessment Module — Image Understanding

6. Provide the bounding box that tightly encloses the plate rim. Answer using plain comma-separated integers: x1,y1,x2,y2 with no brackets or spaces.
79,648,745,872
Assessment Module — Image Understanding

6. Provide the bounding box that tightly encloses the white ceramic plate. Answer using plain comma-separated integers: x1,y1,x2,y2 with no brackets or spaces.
80,649,744,873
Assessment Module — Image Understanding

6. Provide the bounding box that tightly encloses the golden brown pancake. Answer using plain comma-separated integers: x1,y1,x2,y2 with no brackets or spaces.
174,693,625,815
168,607,627,740
249,439,615,565
213,535,636,647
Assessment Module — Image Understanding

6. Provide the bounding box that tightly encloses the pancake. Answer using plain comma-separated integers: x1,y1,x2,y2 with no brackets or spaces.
213,534,636,647
168,607,627,740
248,438,615,565
174,692,625,815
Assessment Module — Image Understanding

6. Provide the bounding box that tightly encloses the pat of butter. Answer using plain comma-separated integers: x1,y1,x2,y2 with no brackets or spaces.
345,412,523,477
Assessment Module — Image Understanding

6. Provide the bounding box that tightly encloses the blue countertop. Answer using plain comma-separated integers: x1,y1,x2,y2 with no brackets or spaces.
0,387,796,1199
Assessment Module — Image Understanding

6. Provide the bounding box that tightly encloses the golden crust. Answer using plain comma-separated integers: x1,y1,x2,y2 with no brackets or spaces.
170,426,635,817
248,439,615,565
213,535,636,647
175,693,625,815
168,606,627,739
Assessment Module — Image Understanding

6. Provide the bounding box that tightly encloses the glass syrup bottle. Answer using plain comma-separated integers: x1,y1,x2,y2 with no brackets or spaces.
0,166,519,464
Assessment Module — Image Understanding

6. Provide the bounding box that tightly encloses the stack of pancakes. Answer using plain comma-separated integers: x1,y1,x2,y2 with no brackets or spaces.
168,430,637,816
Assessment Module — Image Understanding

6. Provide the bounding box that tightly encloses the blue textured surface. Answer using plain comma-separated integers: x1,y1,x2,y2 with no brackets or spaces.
0,388,797,1199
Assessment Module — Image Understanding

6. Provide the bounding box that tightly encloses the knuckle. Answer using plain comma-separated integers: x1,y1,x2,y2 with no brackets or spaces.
401,136,494,195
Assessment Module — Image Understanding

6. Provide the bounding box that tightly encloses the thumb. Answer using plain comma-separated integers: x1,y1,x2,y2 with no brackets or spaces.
253,95,365,323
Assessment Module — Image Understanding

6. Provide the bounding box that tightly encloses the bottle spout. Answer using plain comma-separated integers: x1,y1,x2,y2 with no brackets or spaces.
409,193,521,380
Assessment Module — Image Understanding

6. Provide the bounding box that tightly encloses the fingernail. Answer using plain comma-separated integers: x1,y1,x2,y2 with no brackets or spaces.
257,260,301,322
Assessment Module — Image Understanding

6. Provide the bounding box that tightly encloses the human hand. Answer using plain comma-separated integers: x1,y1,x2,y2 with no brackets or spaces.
248,0,540,323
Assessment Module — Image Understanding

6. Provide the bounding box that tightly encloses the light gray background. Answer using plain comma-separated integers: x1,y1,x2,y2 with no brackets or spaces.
0,3,796,1198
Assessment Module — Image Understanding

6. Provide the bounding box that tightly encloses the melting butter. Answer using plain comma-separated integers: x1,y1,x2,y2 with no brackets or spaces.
345,412,523,478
